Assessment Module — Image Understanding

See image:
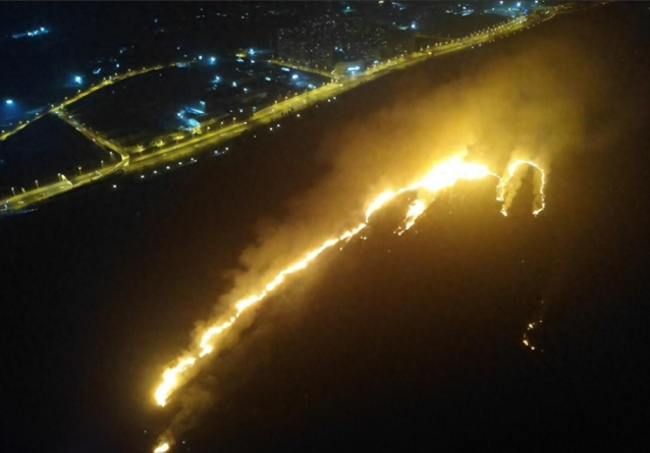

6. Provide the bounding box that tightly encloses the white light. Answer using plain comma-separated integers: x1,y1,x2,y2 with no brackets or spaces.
198,55,203,60
210,56,216,63
5,99,13,105
292,74,298,80
74,76,82,84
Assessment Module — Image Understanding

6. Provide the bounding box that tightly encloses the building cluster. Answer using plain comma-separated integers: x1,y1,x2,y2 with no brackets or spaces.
278,15,412,73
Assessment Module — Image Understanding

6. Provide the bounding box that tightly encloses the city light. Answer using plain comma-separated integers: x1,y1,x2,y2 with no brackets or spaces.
198,55,203,60
292,74,299,80
5,99,14,105
12,26,49,39
74,76,83,84
210,56,216,63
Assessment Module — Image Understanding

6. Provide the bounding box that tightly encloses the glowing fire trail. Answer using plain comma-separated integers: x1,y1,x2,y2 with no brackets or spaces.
497,159,547,217
151,153,546,452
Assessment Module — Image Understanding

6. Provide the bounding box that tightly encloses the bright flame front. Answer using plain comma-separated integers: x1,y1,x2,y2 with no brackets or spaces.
153,442,170,453
150,152,547,451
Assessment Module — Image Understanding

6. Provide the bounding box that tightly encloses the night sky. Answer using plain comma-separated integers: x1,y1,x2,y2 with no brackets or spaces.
1,3,650,453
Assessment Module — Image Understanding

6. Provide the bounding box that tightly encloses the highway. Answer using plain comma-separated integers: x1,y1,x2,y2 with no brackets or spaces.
1,5,585,215
0,111,129,212
126,11,542,171
266,58,333,79
0,62,189,142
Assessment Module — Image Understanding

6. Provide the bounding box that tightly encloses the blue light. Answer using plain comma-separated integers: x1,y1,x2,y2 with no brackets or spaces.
5,99,14,105
210,56,216,63
198,55,203,60
214,75,221,83
281,67,290,72
93,68,102,75
411,22,416,30
232,81,238,87
236,57,245,63
265,76,272,81
74,76,83,84
248,48,255,55
347,66,360,72
292,74,299,80
116,63,120,68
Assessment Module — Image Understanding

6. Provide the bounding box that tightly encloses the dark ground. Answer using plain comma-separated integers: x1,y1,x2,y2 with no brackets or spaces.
1,3,649,453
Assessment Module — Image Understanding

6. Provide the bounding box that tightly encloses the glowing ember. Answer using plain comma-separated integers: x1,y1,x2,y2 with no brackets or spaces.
153,442,170,453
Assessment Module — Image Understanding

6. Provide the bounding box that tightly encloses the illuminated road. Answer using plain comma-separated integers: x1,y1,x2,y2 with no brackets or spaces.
0,62,189,142
126,11,545,172
0,111,129,212
266,58,333,79
1,5,588,215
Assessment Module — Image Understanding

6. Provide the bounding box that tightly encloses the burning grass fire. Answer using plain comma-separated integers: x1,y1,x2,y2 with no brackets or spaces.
150,151,546,452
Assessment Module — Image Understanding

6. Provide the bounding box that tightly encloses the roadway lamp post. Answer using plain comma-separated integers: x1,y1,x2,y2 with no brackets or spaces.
78,166,82,176
11,187,16,196
101,160,104,168
35,180,39,189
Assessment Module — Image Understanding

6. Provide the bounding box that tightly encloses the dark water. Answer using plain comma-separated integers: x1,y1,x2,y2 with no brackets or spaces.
1,4,649,453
